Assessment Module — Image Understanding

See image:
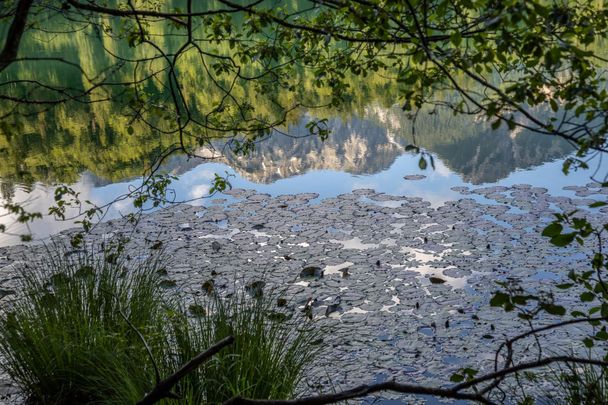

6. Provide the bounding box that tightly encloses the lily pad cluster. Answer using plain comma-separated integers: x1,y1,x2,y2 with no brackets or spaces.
0,183,606,400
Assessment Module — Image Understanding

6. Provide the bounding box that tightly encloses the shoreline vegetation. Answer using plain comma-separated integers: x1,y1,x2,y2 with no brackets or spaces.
0,242,320,404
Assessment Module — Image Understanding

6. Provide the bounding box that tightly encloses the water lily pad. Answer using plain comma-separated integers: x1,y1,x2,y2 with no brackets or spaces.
211,241,221,252
160,279,177,288
429,276,446,284
403,175,426,181
300,266,324,279
75,265,94,278
188,304,206,317
0,288,15,299
202,279,214,294
246,280,265,297
268,311,289,322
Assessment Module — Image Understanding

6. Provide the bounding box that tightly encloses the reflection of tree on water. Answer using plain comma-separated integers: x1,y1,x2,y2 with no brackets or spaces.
221,107,573,185
433,124,573,184
0,101,574,192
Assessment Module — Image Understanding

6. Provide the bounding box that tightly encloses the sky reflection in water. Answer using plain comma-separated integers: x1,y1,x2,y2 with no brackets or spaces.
0,143,603,247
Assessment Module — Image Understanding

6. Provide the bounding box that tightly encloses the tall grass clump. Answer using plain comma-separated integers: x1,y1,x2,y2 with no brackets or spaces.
173,292,321,403
554,363,608,405
0,246,170,404
0,244,321,404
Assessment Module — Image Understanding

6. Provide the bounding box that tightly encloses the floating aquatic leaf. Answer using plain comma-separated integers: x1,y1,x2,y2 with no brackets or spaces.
403,175,426,180
160,279,177,288
246,280,265,297
211,241,221,252
75,265,94,278
325,303,342,317
0,289,15,299
268,312,289,322
300,266,323,279
179,223,192,231
202,279,214,294
188,304,206,317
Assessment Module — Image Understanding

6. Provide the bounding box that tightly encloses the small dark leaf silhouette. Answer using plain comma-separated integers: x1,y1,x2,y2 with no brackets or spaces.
300,266,323,279
325,304,341,317
246,280,265,297
268,312,289,322
50,273,71,286
160,279,177,288
0,289,15,299
179,223,192,231
188,304,206,317
75,265,94,278
429,276,446,284
418,156,428,170
202,279,215,294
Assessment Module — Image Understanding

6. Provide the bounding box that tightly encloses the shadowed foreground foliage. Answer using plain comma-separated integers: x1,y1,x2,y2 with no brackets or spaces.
0,246,318,404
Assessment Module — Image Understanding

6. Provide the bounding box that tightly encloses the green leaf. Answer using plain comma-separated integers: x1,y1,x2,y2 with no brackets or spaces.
450,32,462,47
490,292,509,307
589,201,607,208
549,99,558,112
418,156,427,170
581,292,595,302
571,310,586,317
450,373,464,383
550,233,575,247
541,303,565,316
541,223,562,237
583,337,594,348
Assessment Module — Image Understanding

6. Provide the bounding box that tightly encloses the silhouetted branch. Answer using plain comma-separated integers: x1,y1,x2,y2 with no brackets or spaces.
137,335,235,405
0,0,34,73
223,380,494,405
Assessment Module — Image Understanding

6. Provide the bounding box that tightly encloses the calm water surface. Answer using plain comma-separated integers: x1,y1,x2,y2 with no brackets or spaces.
1,105,604,246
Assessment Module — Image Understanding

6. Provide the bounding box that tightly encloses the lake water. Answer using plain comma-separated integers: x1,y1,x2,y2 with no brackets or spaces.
0,103,604,246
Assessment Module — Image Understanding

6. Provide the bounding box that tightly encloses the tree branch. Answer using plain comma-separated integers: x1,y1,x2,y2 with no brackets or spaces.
223,381,494,405
137,335,235,405
0,0,34,73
